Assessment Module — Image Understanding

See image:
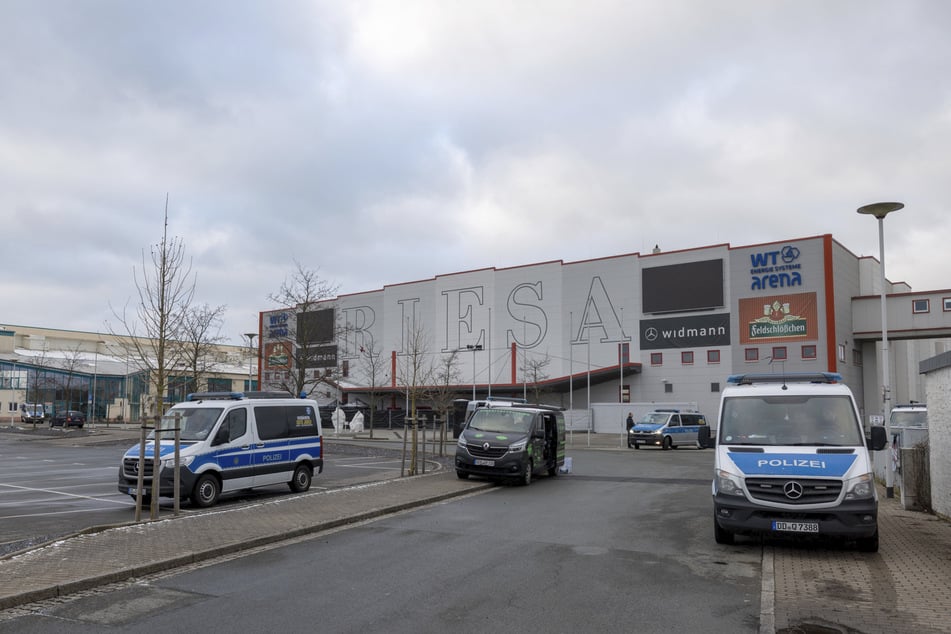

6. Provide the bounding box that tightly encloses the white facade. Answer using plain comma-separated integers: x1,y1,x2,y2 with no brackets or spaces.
259,234,950,434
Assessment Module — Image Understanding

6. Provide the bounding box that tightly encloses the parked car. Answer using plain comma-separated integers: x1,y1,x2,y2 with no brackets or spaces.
50,410,85,428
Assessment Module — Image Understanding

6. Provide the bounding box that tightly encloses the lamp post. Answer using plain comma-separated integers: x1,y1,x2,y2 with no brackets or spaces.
857,201,903,498
244,333,258,392
466,344,482,400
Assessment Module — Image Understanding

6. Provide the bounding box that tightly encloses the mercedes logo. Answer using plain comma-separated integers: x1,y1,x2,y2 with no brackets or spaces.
645,327,658,342
483,442,491,451
783,481,804,500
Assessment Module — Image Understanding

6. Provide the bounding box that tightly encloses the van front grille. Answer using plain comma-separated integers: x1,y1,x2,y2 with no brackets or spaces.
122,457,154,479
745,478,842,505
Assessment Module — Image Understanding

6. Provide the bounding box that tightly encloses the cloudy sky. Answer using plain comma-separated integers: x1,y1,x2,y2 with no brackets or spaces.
3,1,950,345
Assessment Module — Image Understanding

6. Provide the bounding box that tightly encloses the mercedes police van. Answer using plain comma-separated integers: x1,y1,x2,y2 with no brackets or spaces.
455,403,565,486
117,392,323,507
627,408,709,449
700,373,887,552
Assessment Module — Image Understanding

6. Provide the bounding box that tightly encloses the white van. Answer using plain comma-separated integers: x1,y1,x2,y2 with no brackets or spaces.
628,409,710,449
701,373,887,552
117,392,323,507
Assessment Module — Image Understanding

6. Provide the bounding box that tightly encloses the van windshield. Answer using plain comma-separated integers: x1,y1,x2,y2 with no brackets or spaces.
638,412,671,425
890,410,927,427
150,407,224,441
720,395,863,447
467,409,534,434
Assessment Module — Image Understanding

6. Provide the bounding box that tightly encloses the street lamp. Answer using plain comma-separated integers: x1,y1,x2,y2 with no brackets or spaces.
466,344,482,400
244,333,258,392
857,201,903,498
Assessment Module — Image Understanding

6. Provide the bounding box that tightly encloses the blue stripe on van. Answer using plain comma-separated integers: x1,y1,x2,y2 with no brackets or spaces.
728,452,857,477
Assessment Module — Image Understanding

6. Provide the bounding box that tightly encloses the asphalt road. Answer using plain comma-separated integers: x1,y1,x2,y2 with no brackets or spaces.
0,447,763,633
0,436,444,556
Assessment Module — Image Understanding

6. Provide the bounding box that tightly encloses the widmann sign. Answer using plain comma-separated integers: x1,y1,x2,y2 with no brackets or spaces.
640,313,731,350
738,292,818,344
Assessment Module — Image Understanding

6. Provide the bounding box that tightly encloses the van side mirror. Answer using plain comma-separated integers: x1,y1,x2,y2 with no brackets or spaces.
698,426,715,448
532,428,545,439
867,425,887,451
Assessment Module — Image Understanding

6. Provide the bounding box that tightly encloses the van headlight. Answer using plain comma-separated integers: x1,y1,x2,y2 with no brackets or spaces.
716,469,745,496
508,439,528,453
457,437,467,449
162,455,195,469
844,473,876,500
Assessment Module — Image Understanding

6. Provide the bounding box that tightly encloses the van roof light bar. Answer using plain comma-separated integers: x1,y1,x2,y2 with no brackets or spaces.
186,391,296,401
726,372,843,386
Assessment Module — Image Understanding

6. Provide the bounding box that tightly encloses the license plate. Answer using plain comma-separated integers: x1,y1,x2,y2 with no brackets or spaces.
772,521,819,533
474,459,495,466
127,488,136,495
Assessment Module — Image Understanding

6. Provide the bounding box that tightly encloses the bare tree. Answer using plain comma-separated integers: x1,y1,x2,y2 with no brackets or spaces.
427,348,462,455
54,344,87,417
176,303,228,395
357,338,388,440
397,318,433,475
101,197,202,521
267,260,339,398
522,350,553,404
107,196,195,420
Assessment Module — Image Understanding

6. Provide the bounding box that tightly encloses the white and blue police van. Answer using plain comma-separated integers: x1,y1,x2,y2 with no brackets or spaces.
117,391,323,507
700,373,887,552
627,408,709,449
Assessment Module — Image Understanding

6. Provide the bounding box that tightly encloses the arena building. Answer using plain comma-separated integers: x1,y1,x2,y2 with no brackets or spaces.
258,233,951,432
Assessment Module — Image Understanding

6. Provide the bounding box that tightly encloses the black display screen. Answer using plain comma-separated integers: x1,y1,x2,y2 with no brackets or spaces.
642,259,724,313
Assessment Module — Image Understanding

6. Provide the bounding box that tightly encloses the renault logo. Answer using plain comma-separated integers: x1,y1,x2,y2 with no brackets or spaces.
483,442,491,451
783,481,804,500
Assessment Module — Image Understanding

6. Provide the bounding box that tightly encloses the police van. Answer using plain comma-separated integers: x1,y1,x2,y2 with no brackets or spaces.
117,392,323,507
455,403,565,486
628,408,709,449
700,373,887,551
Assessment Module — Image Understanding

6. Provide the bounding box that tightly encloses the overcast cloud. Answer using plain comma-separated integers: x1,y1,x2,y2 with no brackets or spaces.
2,1,950,344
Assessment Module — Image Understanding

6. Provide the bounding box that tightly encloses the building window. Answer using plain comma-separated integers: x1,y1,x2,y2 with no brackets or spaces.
853,349,863,366
771,347,787,361
711,382,720,393
664,382,673,393
707,350,720,364
650,352,663,366
681,351,694,365
838,344,846,362
912,298,930,314
745,348,759,362
943,297,951,312
801,345,817,359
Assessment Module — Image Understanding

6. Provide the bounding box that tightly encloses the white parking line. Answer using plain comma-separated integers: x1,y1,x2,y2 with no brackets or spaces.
0,483,132,506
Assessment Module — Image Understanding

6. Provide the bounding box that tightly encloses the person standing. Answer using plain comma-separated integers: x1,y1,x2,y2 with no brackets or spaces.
626,412,634,432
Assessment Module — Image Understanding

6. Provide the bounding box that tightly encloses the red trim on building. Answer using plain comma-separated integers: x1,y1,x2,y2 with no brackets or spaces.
823,234,837,372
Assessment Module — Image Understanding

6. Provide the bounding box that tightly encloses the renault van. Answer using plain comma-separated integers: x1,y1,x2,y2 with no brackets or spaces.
117,392,323,507
702,373,886,552
455,403,565,486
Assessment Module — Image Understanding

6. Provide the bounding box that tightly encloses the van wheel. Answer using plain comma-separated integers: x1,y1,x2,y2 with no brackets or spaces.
191,474,220,508
856,531,879,553
662,436,673,450
521,460,533,486
289,464,312,493
456,470,470,480
714,517,735,545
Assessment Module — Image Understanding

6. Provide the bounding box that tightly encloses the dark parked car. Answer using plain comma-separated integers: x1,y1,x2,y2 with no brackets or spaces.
50,410,85,428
